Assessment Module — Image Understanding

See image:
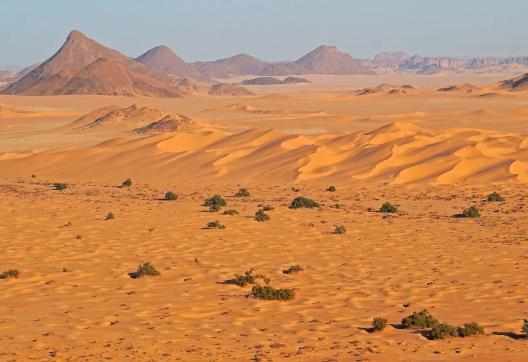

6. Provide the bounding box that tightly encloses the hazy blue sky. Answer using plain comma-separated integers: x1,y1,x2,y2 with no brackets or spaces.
1,0,528,69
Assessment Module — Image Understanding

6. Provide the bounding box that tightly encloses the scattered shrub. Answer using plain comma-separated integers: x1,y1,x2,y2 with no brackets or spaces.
31,174,36,178
332,203,342,209
54,183,67,190
372,317,388,331
459,322,485,337
255,209,270,222
462,206,480,218
122,178,132,187
105,212,115,220
380,202,397,213
0,269,19,279
131,262,161,278
291,187,300,192
235,188,250,197
164,191,178,201
402,309,439,329
204,195,227,211
250,284,295,300
283,265,303,274
233,269,257,287
207,220,225,229
223,209,239,215
486,192,504,202
430,323,459,340
334,225,346,234
326,185,336,192
521,319,528,338
260,204,274,211
290,197,319,209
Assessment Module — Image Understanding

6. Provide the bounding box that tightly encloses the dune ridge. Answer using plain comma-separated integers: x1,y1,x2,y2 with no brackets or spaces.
3,121,528,184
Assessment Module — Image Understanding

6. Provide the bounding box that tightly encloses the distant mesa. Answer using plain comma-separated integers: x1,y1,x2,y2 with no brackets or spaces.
498,72,528,91
134,114,199,135
240,76,311,85
208,83,254,96
354,84,414,96
135,45,212,83
1,30,185,97
68,104,165,130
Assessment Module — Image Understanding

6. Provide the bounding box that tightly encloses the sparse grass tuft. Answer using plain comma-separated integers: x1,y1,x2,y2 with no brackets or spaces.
372,317,388,331
54,183,67,190
402,309,439,329
486,192,504,202
290,197,319,209
255,209,270,222
250,284,295,301
283,265,303,274
207,220,226,229
462,206,480,218
326,185,336,192
380,202,397,213
235,188,250,197
223,209,239,215
131,262,160,278
233,269,256,287
259,204,274,211
430,323,459,340
164,191,178,201
122,178,132,187
521,319,528,338
334,225,346,234
105,212,115,220
0,269,19,279
459,322,485,337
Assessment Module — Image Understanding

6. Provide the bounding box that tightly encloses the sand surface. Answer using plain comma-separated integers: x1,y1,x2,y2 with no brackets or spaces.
2,73,528,360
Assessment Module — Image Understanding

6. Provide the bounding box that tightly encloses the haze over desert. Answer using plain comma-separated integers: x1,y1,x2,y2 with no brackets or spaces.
2,1,528,361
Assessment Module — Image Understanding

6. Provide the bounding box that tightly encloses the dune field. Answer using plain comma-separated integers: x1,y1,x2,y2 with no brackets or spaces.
2,72,528,361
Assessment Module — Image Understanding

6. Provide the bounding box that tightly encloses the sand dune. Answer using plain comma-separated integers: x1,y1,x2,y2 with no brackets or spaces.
3,121,528,185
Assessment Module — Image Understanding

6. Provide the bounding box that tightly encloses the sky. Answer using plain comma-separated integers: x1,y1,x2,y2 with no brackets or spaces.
1,0,528,69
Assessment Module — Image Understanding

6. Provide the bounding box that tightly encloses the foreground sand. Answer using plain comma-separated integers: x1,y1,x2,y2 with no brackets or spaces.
1,179,528,361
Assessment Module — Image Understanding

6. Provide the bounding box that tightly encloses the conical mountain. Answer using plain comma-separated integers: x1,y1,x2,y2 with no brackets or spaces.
294,45,374,75
2,30,183,97
136,45,211,82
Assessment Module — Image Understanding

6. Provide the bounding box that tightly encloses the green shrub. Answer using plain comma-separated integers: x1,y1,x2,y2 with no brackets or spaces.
235,188,250,197
54,183,67,190
380,202,397,213
402,309,439,329
372,317,388,331
0,269,19,279
462,206,480,218
223,209,239,215
132,262,161,278
521,319,528,338
207,220,225,229
255,209,270,222
486,192,504,202
122,178,132,187
233,269,256,287
332,203,342,209
164,191,178,201
283,265,303,274
430,323,459,340
459,322,485,337
290,197,319,209
250,284,295,301
326,185,336,192
204,195,227,211
334,225,346,234
105,212,115,220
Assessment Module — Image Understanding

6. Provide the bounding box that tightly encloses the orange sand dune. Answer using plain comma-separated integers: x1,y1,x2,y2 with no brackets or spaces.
2,121,528,185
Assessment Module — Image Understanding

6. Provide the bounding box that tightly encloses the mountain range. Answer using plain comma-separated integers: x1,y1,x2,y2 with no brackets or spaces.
1,30,528,97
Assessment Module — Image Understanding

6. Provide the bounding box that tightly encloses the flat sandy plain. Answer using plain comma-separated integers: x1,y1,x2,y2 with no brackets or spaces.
2,74,528,361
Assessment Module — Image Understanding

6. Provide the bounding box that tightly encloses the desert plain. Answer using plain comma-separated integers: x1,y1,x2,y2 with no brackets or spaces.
2,70,528,362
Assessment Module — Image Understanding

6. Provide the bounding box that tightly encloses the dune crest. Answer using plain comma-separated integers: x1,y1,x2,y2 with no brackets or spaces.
3,121,528,185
